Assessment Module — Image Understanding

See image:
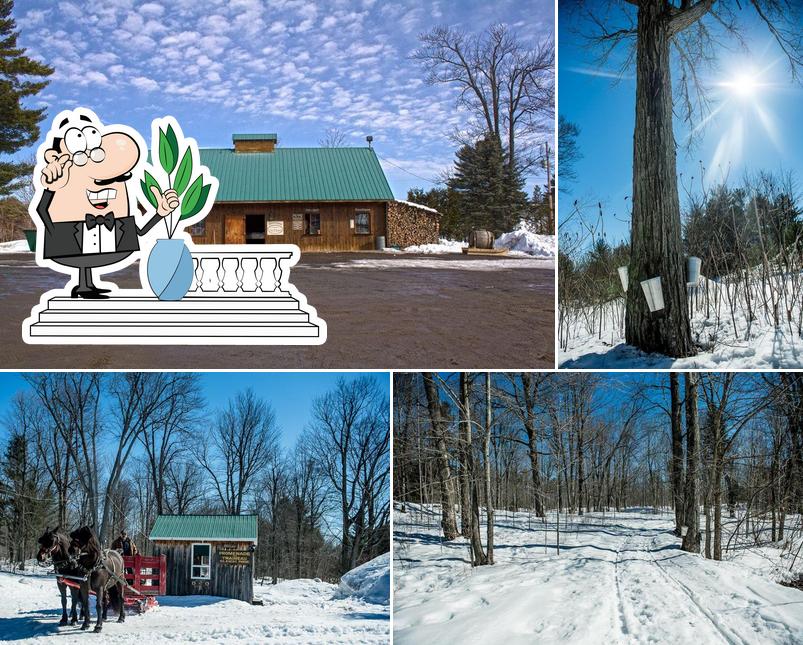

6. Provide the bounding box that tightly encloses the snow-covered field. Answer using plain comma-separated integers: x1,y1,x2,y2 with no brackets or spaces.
0,558,389,644
560,278,803,368
394,504,803,644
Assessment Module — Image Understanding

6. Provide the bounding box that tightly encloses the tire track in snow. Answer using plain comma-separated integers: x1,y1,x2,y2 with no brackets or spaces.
613,533,634,639
645,534,749,645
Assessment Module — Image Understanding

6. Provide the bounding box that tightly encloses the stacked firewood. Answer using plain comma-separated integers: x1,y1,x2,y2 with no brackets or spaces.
386,200,440,248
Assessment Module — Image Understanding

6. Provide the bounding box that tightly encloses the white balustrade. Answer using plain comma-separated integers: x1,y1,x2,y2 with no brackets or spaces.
187,249,295,297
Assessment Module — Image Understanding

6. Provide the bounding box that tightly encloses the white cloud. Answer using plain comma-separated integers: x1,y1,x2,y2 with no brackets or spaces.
139,2,165,18
131,76,159,92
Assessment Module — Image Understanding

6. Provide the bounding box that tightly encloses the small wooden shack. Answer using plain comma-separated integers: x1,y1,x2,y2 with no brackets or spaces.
149,514,257,603
192,134,394,251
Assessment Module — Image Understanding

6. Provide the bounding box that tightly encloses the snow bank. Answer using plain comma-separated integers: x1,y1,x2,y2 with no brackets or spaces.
402,238,467,254
0,239,31,253
494,221,555,258
335,553,390,605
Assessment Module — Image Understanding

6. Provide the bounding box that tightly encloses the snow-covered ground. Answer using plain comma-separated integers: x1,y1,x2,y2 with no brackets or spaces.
560,278,803,368
394,504,803,644
0,239,30,253
0,560,389,643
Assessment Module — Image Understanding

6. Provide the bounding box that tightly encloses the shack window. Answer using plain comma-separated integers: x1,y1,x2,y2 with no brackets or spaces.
305,211,321,235
189,221,206,236
355,210,371,234
191,543,211,579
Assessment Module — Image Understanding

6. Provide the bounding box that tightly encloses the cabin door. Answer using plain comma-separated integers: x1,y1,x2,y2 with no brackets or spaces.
224,214,245,244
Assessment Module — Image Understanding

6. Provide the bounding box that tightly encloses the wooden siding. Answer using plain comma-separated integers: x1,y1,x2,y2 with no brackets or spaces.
153,540,254,603
191,202,387,251
233,140,276,153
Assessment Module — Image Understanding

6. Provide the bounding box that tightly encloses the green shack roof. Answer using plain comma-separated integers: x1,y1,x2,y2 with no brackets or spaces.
149,515,258,543
198,147,394,203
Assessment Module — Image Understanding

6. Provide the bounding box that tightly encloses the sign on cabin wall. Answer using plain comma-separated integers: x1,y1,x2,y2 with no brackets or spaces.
292,213,303,231
219,544,251,566
267,220,284,235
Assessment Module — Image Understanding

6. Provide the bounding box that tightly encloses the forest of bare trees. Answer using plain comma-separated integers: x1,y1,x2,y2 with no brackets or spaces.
0,374,389,582
394,372,803,570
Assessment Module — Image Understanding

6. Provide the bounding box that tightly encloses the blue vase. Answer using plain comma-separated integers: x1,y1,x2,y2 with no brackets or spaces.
146,238,193,301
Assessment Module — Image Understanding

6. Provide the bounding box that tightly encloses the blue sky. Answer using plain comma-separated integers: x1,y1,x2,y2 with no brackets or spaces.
558,2,803,247
0,371,390,451
13,0,553,197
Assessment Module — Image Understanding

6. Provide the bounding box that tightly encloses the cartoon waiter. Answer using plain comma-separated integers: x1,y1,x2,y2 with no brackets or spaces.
33,109,179,299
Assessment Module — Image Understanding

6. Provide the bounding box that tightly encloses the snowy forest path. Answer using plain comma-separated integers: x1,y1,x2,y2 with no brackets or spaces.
394,506,803,645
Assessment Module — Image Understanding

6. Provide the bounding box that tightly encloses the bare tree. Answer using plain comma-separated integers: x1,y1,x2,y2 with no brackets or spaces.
681,372,701,553
308,376,390,573
319,128,347,147
421,373,459,541
413,23,554,172
201,388,279,515
579,0,803,357
670,373,684,535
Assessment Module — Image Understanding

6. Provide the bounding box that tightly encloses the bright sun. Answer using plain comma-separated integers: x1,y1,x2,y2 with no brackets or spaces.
723,72,760,98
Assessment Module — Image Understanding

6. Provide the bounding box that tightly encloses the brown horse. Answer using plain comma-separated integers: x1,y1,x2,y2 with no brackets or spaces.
68,525,125,632
36,527,85,626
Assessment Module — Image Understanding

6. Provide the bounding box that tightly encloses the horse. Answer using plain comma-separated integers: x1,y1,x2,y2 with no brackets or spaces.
36,527,85,626
68,525,125,632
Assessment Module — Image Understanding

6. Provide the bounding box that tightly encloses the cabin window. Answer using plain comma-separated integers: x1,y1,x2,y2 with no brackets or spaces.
189,221,206,236
355,210,371,234
305,211,321,235
191,543,211,579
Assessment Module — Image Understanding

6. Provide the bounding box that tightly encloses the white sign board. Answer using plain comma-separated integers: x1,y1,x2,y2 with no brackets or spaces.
292,213,303,231
267,221,284,236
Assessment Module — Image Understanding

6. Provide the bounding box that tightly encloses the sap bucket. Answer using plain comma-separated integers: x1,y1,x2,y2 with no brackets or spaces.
640,276,664,312
617,266,629,292
686,256,702,286
147,238,194,301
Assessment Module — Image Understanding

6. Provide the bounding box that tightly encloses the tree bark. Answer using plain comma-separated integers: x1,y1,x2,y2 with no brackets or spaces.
422,373,459,541
461,373,487,566
484,372,494,565
670,373,684,535
625,0,693,357
681,372,700,553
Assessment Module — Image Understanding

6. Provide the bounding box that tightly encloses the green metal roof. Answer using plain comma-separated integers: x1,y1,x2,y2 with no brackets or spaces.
199,147,394,202
233,133,277,141
149,515,258,543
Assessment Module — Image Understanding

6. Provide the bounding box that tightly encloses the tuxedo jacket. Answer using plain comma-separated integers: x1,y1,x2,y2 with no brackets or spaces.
36,190,162,260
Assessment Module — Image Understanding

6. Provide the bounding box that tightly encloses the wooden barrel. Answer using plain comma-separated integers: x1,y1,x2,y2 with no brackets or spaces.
469,229,494,249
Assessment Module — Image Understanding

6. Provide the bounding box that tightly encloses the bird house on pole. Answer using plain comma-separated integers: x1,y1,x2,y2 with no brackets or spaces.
617,266,629,292
640,276,664,312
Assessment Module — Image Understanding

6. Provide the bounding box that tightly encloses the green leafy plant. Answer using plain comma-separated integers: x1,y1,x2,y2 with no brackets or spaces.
141,124,213,238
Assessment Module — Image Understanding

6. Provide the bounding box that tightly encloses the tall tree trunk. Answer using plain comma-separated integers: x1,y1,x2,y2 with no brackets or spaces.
681,372,700,553
712,409,723,561
461,374,486,566
670,373,684,535
422,373,459,541
484,372,494,565
625,0,693,357
521,373,545,517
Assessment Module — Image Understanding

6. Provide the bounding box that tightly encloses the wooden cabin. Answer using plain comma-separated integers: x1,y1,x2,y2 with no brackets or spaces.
189,133,439,251
149,514,257,603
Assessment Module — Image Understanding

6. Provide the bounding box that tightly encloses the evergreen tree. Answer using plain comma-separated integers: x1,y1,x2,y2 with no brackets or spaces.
0,0,53,196
448,135,528,237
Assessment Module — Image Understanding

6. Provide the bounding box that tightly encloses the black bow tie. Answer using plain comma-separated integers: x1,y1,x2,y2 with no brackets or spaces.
85,213,115,231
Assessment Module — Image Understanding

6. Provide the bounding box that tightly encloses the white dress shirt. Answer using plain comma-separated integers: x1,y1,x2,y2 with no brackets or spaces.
82,220,117,254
